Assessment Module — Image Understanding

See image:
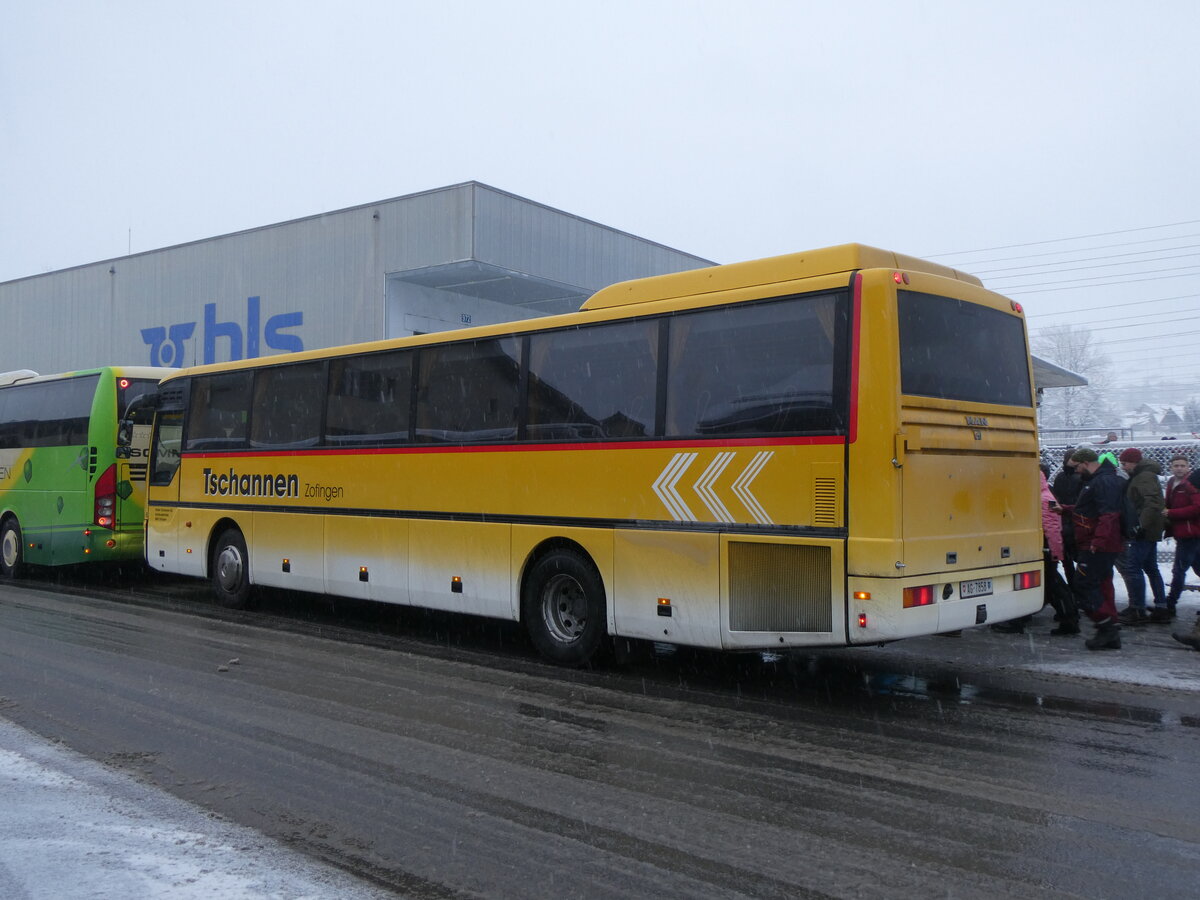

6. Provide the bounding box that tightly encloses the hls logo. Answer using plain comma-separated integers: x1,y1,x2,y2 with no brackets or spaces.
141,296,303,367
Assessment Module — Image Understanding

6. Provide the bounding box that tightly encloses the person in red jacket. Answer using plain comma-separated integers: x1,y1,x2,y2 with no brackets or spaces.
1164,454,1200,618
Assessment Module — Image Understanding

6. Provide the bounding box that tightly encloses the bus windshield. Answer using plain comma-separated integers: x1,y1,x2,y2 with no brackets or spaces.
897,290,1032,407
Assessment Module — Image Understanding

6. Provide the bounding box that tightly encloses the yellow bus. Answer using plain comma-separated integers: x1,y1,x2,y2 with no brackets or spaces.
135,244,1042,665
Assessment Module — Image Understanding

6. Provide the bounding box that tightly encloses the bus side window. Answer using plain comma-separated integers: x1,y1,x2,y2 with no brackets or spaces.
326,350,412,446
526,320,657,441
665,294,844,438
250,362,324,449
416,338,520,443
185,373,251,451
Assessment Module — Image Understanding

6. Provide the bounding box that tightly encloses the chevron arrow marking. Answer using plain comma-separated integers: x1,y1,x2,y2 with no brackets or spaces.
731,451,775,525
652,452,697,522
694,451,737,523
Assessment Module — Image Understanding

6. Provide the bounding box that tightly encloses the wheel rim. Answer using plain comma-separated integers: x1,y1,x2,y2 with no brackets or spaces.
1,528,17,569
539,572,588,643
215,544,245,594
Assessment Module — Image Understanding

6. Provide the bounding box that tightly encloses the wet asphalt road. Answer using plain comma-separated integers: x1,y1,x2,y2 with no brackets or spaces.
0,571,1197,899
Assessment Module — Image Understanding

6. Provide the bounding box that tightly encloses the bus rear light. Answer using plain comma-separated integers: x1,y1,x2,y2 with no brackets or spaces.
106,539,116,548
1011,300,1024,314
94,464,117,530
892,271,910,285
903,585,936,608
1013,570,1040,591
858,613,868,628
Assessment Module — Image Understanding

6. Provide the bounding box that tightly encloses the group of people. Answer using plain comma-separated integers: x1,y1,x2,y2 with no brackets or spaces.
996,445,1200,652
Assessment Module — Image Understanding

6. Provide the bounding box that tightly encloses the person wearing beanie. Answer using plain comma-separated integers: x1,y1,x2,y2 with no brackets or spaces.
1115,447,1167,625
1068,447,1124,650
1164,454,1200,624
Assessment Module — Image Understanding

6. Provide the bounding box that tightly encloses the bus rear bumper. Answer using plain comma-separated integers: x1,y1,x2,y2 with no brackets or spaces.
847,564,1044,644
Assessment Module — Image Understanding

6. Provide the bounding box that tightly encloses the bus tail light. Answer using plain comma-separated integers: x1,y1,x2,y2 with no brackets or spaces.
903,585,935,608
1013,570,1041,591
94,464,117,529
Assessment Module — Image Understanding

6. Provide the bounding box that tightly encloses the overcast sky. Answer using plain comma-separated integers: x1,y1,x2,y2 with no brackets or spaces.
3,1,1199,401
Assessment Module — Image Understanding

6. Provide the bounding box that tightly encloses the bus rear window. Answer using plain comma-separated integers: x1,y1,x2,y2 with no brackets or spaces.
898,291,1032,407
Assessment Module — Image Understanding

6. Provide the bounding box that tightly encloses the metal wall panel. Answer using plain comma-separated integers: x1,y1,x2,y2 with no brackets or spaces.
0,183,710,376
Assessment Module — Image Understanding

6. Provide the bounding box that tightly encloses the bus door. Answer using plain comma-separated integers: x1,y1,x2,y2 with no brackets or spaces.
117,422,153,530
145,411,184,571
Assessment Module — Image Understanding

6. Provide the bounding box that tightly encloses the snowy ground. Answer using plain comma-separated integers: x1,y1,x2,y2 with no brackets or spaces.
0,720,395,900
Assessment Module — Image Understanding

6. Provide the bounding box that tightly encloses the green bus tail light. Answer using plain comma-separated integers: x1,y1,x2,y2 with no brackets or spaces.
94,464,117,529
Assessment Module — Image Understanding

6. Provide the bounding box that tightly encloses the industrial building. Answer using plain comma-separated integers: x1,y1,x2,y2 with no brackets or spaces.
0,182,712,374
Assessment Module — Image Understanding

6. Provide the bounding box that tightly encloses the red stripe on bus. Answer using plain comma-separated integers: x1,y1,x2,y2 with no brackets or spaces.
186,435,848,461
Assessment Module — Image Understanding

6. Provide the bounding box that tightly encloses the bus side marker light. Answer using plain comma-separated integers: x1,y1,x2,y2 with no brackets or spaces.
360,567,370,583
858,613,868,628
657,597,672,618
282,558,291,573
853,591,871,601
451,575,462,593
1013,570,1040,590
903,585,935,608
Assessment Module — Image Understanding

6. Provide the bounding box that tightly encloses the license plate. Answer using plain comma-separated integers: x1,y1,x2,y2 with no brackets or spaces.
960,578,993,599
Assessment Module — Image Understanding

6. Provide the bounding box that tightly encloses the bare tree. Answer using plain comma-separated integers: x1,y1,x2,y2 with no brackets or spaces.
1033,324,1114,429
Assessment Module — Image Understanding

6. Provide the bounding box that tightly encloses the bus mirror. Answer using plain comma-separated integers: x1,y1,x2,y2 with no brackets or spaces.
116,421,133,454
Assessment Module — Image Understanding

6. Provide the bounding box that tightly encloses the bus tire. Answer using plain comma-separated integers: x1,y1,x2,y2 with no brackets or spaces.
0,517,23,579
211,528,251,608
522,549,607,667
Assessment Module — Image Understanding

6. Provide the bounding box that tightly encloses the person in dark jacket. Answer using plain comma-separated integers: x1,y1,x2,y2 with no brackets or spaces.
1115,448,1167,624
1051,447,1084,590
1065,448,1124,650
1164,454,1200,618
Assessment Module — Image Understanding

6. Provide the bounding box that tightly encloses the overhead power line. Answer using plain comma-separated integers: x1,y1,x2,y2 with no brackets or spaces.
941,232,1200,267
1025,291,1200,318
927,219,1200,258
1003,269,1200,294
971,245,1200,276
1028,309,1200,332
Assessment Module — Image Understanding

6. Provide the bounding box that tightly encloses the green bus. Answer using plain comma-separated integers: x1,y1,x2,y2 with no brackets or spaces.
0,366,171,577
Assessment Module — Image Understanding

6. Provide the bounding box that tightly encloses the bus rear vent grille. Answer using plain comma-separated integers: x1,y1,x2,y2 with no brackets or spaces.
88,446,98,476
160,385,186,408
813,477,839,526
728,542,832,633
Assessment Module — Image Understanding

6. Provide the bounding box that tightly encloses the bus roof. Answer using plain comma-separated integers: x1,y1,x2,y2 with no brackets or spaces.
581,243,983,310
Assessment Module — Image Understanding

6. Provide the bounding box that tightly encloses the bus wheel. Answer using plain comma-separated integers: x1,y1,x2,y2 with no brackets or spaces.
522,549,607,666
211,528,251,608
0,518,23,579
